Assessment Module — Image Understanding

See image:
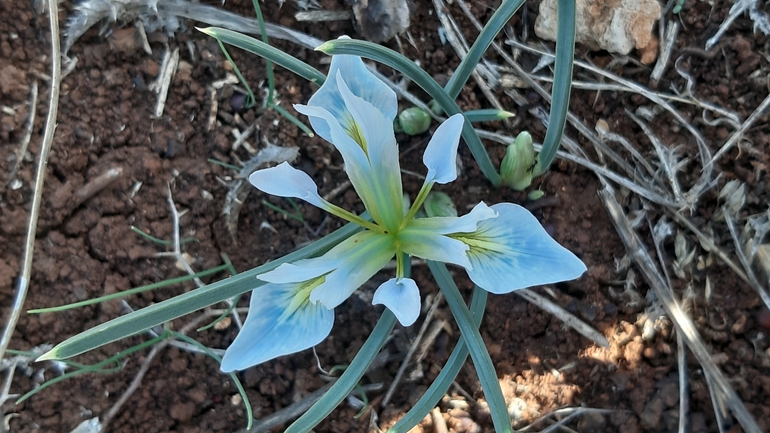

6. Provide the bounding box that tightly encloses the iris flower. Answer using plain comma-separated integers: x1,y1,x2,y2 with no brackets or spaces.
220,53,586,372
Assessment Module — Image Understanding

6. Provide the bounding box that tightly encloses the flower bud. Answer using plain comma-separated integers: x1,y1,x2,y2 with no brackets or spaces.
500,131,535,191
424,191,458,217
396,107,431,135
527,190,545,201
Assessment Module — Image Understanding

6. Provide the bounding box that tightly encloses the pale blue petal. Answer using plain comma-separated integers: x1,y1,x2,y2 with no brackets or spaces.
294,104,370,173
335,72,404,230
220,282,333,372
258,260,336,284
373,278,421,326
399,225,472,269
310,231,396,308
249,162,327,209
423,114,465,184
406,202,497,235
259,230,389,285
295,101,403,230
458,203,587,294
307,51,397,142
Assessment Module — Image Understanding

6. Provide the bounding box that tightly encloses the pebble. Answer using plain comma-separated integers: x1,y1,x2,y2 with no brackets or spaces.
169,401,196,422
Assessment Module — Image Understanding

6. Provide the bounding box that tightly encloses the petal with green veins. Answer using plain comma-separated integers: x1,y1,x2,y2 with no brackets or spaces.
452,203,587,293
309,231,397,309
398,202,497,267
220,278,333,372
373,278,421,326
306,51,397,143
296,95,403,230
334,72,404,230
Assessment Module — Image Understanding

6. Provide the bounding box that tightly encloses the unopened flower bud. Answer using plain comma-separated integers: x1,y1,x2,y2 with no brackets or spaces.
424,191,458,217
396,107,431,135
500,131,535,191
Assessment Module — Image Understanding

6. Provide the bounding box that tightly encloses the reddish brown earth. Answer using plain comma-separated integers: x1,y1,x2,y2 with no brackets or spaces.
1,0,770,432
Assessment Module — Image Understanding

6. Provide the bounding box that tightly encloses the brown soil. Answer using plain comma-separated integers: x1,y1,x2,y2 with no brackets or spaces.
2,0,770,432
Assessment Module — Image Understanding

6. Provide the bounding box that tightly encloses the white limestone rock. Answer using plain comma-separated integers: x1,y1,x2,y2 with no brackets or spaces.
535,0,662,64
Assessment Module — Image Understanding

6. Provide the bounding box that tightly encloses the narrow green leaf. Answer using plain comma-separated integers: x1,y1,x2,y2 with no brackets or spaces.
21,332,170,403
444,0,526,99
533,0,576,176
215,38,257,108
388,287,487,433
40,222,362,361
463,108,515,123
317,40,502,186
250,0,276,106
428,261,512,433
285,310,397,433
199,27,325,85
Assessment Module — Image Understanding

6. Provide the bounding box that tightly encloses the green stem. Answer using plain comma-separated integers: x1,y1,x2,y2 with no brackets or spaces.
533,0,576,176
17,332,170,404
285,311,397,432
251,0,275,105
400,181,434,229
444,0,526,99
388,287,487,432
428,261,511,433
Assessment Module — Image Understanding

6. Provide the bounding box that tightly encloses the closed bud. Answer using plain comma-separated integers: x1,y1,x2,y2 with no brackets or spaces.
500,131,535,191
396,107,431,135
424,191,458,217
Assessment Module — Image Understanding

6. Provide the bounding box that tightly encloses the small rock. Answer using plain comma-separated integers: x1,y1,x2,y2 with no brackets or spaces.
660,381,679,408
535,0,661,63
731,315,747,334
577,411,606,431
639,397,664,430
169,401,196,422
351,0,411,43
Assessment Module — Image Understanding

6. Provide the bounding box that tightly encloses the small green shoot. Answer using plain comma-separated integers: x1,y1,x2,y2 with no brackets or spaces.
28,265,230,314
262,198,304,222
131,226,199,246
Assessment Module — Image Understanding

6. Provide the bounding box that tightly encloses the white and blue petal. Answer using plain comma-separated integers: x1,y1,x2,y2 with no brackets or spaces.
309,231,397,309
373,278,421,326
306,50,397,143
295,99,404,230
398,202,498,268
334,72,404,229
249,162,327,210
407,202,497,234
220,280,333,372
398,227,472,269
423,114,465,184
453,203,587,294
